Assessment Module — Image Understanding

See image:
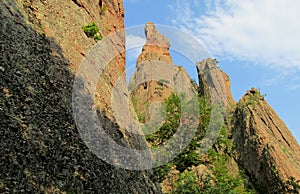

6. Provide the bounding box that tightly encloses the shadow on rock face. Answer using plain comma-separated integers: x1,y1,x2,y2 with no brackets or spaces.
0,1,160,193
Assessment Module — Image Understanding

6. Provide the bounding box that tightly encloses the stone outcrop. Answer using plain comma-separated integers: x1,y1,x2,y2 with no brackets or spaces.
9,0,126,119
0,1,160,193
130,23,300,193
129,23,196,123
1,0,299,192
232,88,300,193
129,23,300,194
196,58,235,109
136,22,172,65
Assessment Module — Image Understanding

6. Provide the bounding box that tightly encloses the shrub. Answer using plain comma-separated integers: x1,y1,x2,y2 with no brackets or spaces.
169,149,255,194
82,22,102,41
171,170,202,194
131,96,146,123
147,93,256,193
284,177,300,193
100,5,106,14
93,34,102,41
158,79,170,85
145,93,181,146
272,168,300,193
148,95,211,180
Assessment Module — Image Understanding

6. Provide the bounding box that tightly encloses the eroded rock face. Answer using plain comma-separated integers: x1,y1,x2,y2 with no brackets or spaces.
136,22,172,65
10,0,126,120
196,58,235,109
232,88,300,193
130,22,173,123
129,23,195,123
0,1,160,193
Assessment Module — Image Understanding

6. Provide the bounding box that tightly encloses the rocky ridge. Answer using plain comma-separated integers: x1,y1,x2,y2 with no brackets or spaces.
130,23,300,193
0,0,159,193
1,0,299,193
232,88,300,193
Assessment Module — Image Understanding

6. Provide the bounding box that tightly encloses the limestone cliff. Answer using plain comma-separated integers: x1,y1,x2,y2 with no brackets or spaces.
0,1,159,193
232,88,300,193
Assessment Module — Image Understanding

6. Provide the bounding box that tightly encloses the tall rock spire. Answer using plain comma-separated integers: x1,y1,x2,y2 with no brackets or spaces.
196,58,235,108
136,22,173,65
129,22,195,123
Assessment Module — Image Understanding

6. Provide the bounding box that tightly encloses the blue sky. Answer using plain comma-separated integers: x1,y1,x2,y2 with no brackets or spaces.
124,0,300,143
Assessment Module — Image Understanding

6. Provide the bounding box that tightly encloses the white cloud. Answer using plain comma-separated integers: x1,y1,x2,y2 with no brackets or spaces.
127,48,142,62
171,0,300,70
287,75,300,90
126,35,145,61
126,34,145,49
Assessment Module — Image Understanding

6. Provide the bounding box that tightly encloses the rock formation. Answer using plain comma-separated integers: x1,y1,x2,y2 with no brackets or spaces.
232,88,300,193
1,0,299,192
129,24,299,193
0,0,159,193
196,58,235,109
136,22,172,65
129,23,196,123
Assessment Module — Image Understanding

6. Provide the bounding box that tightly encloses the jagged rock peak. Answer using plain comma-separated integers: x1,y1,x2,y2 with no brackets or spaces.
233,88,300,192
144,22,170,49
196,58,235,108
136,22,173,65
245,87,260,96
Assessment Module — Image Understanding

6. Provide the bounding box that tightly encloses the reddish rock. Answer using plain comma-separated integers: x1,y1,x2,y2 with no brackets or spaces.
137,22,172,65
196,58,235,109
232,88,300,193
130,23,196,123
0,1,160,193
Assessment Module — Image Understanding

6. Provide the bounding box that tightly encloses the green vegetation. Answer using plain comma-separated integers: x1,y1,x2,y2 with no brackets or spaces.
158,79,170,85
147,93,207,179
145,93,208,181
170,161,255,194
167,122,254,193
165,128,255,194
284,177,300,193
100,5,106,14
171,170,202,194
205,150,254,194
143,93,255,193
146,93,181,146
82,22,102,41
131,96,146,123
270,167,300,193
93,34,102,41
237,89,264,110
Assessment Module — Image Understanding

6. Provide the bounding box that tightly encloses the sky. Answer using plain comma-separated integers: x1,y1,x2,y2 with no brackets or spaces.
124,0,300,143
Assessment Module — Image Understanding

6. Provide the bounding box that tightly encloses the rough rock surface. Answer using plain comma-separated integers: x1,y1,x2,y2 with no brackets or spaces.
196,58,235,109
2,0,299,192
0,1,160,193
232,88,300,193
136,22,172,65
8,0,126,119
129,23,195,123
